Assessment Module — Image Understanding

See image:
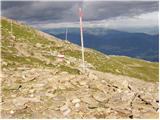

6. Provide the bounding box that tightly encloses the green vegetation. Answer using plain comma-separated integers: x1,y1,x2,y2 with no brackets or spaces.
1,51,56,68
1,40,17,53
59,65,80,75
1,17,159,81
43,55,56,61
1,18,55,45
1,18,56,68
64,50,158,82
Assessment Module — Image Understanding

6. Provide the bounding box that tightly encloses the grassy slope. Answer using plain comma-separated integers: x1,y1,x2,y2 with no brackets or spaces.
1,17,80,75
1,17,159,82
64,50,158,82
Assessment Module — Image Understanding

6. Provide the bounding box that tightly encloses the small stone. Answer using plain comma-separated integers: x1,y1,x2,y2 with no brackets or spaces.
11,94,17,98
11,35,16,39
45,93,55,98
60,105,69,112
132,109,140,118
66,61,70,64
88,73,98,80
157,108,159,112
12,96,40,108
140,92,154,103
141,110,159,119
60,105,71,116
29,89,35,93
117,89,122,93
121,80,129,89
72,98,81,104
75,103,80,108
53,95,66,102
93,91,107,102
121,91,134,101
34,83,45,88
81,96,99,108
106,108,111,113
22,75,26,79
29,97,41,103
63,108,71,116
12,97,27,107
2,61,8,66
30,94,34,97
79,81,87,86
151,102,159,110
115,69,121,73
101,80,106,83
35,43,42,48
10,110,14,114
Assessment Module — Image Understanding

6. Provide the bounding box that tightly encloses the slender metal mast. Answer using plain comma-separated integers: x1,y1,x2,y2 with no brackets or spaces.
11,20,13,35
79,7,85,71
65,28,68,41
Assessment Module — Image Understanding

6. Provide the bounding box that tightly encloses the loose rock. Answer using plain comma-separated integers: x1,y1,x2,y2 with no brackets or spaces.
60,105,71,116
93,91,107,102
72,98,81,104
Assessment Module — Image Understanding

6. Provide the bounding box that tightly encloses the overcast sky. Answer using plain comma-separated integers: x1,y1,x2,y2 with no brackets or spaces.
1,0,159,34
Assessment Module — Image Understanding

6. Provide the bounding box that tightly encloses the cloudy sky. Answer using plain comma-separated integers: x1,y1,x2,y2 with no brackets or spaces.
1,0,159,34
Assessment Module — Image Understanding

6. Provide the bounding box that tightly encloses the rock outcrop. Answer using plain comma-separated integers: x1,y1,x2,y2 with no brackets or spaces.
1,68,159,119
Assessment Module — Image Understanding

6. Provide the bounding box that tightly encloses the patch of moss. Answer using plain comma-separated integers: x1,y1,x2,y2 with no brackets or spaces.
64,49,158,82
1,18,56,46
59,65,80,75
43,55,56,61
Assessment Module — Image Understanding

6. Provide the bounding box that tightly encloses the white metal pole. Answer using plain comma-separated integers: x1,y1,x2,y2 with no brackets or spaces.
11,20,12,35
79,8,85,71
65,28,68,41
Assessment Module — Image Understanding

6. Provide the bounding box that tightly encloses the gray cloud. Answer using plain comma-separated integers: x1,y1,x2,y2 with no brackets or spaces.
1,1,159,31
83,1,158,21
2,1,82,23
2,1,158,23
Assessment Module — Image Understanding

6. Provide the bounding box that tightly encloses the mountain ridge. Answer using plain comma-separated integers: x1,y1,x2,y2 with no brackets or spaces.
44,28,159,62
43,27,159,36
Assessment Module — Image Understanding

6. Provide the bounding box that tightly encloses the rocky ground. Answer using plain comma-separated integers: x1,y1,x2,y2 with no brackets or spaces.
1,66,159,119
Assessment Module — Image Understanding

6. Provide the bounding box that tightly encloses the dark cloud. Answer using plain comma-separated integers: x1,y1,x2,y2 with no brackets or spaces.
1,1,82,22
1,1,158,23
82,1,158,21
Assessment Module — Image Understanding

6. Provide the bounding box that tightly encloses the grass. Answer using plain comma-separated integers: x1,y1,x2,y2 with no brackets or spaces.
64,49,158,82
43,55,56,61
59,65,80,75
1,17,159,81
1,41,17,54
1,17,57,68
1,18,56,45
1,51,55,68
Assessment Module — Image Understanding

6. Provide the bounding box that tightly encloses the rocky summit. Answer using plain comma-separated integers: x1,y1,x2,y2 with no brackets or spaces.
1,17,159,119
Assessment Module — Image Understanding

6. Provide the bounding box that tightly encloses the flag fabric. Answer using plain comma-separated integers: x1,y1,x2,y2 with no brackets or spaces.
57,52,64,62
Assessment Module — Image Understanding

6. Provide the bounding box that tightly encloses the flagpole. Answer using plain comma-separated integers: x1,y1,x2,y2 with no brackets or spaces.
11,20,12,35
79,8,85,71
65,27,68,41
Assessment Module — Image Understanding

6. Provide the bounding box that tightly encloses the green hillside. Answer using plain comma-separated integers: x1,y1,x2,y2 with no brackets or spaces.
1,17,159,82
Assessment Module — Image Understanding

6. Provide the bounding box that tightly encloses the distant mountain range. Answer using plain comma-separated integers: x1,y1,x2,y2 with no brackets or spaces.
43,28,159,62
